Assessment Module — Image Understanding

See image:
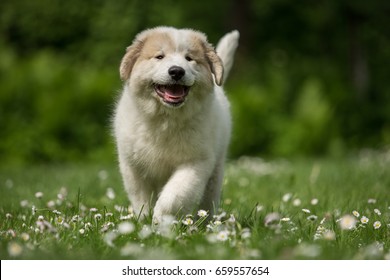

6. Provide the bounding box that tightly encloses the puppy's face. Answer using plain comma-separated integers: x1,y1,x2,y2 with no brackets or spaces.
120,27,223,109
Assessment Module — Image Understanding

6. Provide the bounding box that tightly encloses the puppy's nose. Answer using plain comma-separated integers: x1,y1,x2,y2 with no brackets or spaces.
168,66,185,81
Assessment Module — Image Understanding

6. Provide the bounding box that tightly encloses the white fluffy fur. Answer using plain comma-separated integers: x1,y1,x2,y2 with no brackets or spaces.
114,27,239,222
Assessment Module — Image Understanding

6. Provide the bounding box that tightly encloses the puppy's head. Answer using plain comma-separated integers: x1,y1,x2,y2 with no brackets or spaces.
120,27,223,109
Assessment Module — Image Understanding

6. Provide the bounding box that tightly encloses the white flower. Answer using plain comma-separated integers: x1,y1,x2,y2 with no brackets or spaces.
282,193,292,202
360,216,369,224
35,192,43,199
118,222,135,234
182,217,193,226
241,228,251,239
213,220,222,226
352,210,360,218
79,229,85,234
197,210,208,218
21,233,30,241
6,213,12,219
37,215,44,221
280,217,291,222
256,205,264,212
138,225,152,239
106,188,115,200
20,200,29,208
339,214,357,230
94,214,102,220
216,230,229,241
105,212,113,217
311,198,319,205
293,198,301,206
8,242,23,257
373,221,381,230
302,209,311,214
264,212,281,227
323,230,336,241
367,198,376,204
374,209,381,216
90,208,98,213
307,215,318,221
228,214,236,224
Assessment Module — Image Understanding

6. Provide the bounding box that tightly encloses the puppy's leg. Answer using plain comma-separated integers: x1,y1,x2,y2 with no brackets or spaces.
199,159,225,216
119,159,152,218
153,162,213,223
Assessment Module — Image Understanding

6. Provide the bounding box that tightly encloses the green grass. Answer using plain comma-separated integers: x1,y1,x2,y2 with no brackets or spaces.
1,151,389,260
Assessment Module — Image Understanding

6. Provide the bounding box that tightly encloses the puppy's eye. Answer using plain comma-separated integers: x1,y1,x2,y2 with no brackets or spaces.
155,55,164,60
185,55,193,62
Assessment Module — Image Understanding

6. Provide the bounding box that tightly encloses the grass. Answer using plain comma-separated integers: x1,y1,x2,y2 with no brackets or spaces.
1,150,389,260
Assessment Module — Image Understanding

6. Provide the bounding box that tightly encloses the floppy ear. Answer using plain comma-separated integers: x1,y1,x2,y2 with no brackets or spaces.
119,40,144,81
204,43,224,86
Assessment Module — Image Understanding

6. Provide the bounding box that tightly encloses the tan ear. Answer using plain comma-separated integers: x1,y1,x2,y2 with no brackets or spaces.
205,43,224,86
119,40,143,81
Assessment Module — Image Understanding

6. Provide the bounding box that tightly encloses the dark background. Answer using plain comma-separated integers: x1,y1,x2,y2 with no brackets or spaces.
1,0,389,165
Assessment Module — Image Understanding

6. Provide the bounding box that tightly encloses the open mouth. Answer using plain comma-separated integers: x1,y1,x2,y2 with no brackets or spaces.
154,84,190,106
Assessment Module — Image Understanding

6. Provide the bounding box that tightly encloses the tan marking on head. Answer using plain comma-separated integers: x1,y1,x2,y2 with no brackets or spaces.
186,31,224,86
119,29,175,81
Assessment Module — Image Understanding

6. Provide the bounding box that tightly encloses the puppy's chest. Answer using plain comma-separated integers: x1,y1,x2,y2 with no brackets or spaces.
131,122,206,173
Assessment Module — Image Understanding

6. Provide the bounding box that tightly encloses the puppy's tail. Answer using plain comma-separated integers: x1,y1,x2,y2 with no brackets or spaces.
216,30,240,85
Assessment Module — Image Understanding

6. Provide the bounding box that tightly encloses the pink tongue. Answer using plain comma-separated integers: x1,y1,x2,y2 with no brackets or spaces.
164,85,185,97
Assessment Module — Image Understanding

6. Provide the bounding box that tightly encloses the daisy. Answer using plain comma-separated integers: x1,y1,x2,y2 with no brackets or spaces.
374,209,381,216
35,192,43,199
307,215,318,221
94,214,102,220
311,198,319,205
182,217,194,226
373,221,381,230
197,210,208,218
360,216,369,224
90,208,98,213
302,209,311,214
79,229,85,234
280,217,291,222
282,193,292,202
293,198,301,206
118,222,135,234
216,230,229,241
323,230,336,241
352,210,360,218
367,198,376,204
339,214,357,230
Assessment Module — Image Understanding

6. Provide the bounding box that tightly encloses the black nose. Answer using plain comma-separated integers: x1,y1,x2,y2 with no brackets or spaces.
168,66,185,81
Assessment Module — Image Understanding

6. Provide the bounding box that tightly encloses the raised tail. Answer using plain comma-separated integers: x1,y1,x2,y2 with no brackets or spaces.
216,30,239,85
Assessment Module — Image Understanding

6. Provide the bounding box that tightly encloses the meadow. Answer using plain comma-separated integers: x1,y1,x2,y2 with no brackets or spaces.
1,150,389,260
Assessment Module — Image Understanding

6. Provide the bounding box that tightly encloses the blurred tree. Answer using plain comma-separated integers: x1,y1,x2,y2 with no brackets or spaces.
0,0,389,164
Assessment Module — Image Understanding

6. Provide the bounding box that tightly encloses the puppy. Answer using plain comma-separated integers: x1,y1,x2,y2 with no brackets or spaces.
114,27,239,222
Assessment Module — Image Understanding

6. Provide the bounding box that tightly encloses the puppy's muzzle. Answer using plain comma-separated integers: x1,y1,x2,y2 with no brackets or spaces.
168,66,185,81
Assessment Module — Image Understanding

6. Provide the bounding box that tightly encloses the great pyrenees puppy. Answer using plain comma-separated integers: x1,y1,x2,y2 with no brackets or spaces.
114,27,239,222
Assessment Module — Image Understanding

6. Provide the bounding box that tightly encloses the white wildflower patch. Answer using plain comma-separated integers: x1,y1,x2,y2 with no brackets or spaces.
118,222,135,234
339,214,357,230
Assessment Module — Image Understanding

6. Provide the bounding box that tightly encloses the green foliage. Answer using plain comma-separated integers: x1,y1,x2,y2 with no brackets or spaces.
1,154,389,259
1,0,389,164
